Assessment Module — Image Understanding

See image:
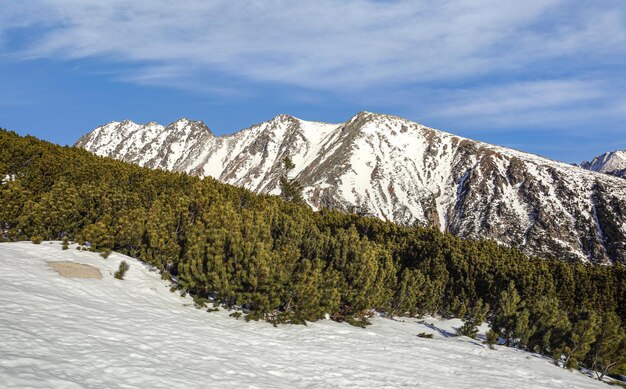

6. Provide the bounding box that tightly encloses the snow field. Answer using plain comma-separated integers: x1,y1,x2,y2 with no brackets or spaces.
0,242,606,388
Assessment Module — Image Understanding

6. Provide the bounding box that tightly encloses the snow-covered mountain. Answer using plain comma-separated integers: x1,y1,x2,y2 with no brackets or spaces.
581,150,626,179
0,242,608,388
76,112,626,264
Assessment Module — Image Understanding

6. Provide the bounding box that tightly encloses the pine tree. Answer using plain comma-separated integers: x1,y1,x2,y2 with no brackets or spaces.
285,259,319,319
457,299,489,339
0,180,32,240
178,221,209,295
283,156,295,171
392,268,426,317
526,297,571,357
279,156,304,203
485,329,499,350
114,208,145,257
336,229,381,317
562,311,598,369
492,282,531,347
20,200,46,240
585,312,626,380
449,295,468,318
201,204,237,306
38,180,82,239
114,261,130,280
144,198,182,270
80,219,113,252
514,308,532,348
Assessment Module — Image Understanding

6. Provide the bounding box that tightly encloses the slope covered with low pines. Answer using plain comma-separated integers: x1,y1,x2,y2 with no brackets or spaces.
0,129,624,373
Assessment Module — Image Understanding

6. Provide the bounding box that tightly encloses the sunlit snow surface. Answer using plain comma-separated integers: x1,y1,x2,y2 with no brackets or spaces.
0,242,604,388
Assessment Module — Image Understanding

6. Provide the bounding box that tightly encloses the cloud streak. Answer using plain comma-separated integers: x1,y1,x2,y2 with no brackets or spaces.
3,1,625,87
1,0,625,137
427,80,609,124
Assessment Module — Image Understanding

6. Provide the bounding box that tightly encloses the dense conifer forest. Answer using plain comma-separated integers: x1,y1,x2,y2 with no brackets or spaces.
0,129,624,375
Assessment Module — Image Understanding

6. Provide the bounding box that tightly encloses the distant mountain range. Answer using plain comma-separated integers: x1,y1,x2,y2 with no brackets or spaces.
581,150,626,179
76,112,626,264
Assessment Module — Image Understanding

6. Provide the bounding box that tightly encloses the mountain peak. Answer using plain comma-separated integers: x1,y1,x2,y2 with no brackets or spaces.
581,150,626,178
164,118,213,136
269,113,299,123
171,117,191,124
168,118,200,126
346,111,421,127
121,119,139,125
76,112,626,264
348,111,375,122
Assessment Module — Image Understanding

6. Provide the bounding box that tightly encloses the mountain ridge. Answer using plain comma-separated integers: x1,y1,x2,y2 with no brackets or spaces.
75,112,626,264
581,150,626,179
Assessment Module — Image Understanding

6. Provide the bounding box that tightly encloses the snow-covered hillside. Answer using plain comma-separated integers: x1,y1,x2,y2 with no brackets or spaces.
581,151,626,179
75,113,626,264
0,242,608,388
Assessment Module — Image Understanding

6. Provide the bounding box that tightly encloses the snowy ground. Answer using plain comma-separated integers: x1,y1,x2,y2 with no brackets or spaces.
0,242,606,388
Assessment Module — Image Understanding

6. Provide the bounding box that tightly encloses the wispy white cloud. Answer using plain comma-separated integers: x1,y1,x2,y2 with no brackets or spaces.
430,80,602,120
1,0,625,137
415,79,626,133
2,0,625,89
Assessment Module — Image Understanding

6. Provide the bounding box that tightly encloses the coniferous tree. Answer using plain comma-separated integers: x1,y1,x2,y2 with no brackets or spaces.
585,312,626,380
562,311,598,369
485,329,499,350
492,282,532,347
0,180,32,240
38,180,82,239
114,261,130,280
525,297,571,356
80,219,113,252
333,228,381,318
514,308,532,348
286,258,327,322
392,268,426,317
279,156,304,203
144,198,182,270
178,221,209,295
457,299,489,339
114,209,145,257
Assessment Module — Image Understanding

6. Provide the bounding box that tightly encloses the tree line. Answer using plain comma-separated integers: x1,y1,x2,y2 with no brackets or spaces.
0,129,624,376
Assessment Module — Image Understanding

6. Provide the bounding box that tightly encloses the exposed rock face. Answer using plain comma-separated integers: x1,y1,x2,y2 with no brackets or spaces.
581,151,626,179
76,112,626,264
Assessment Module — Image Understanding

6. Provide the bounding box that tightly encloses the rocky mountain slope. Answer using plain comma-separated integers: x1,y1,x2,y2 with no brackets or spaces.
581,151,626,179
76,112,626,264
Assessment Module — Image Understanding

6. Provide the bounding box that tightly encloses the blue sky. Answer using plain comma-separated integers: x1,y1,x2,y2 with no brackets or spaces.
1,0,625,163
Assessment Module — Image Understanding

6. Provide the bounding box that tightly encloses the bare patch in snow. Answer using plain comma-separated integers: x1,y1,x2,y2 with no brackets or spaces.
48,261,102,279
